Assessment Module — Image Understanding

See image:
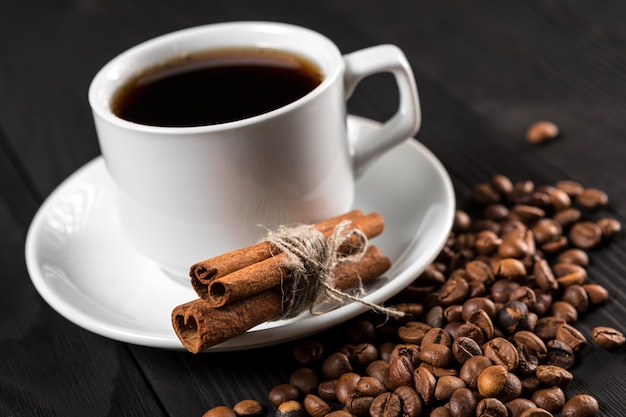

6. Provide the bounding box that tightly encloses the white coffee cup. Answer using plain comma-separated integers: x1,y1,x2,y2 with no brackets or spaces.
88,21,420,277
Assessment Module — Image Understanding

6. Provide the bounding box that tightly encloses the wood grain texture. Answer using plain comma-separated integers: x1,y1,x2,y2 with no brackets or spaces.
1,0,625,416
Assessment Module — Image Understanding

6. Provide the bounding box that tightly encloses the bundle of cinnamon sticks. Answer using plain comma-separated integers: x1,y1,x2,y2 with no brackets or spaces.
171,209,392,353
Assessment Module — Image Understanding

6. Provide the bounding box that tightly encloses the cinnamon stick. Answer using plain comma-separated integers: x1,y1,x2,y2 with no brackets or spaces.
203,211,385,307
172,245,391,353
189,209,364,297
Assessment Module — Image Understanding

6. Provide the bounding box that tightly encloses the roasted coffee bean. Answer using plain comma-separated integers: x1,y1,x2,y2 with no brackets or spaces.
582,284,609,305
549,187,572,211
448,387,478,417
269,384,300,406
425,305,445,328
434,375,466,401
483,337,519,371
473,218,502,235
499,371,523,403
459,355,493,389
535,365,573,387
476,397,508,417
477,364,508,397
510,204,545,224
555,323,587,352
290,368,320,395
444,304,463,323
519,374,542,394
394,304,424,322
597,217,621,239
303,394,332,417
515,342,540,375
533,290,553,316
350,343,379,366
418,343,452,367
413,365,437,405
533,259,559,292
465,260,495,284
321,352,353,380
557,248,589,266
505,398,537,417
356,376,387,397
526,121,559,144
499,300,531,334
553,207,582,227
509,180,535,205
232,400,265,417
518,407,553,417
592,326,626,351
513,330,548,357
344,393,374,417
491,174,514,196
544,339,575,369
550,301,578,324
475,230,502,255
430,406,453,417
530,386,565,413
317,380,337,402
561,394,599,417
498,230,532,260
203,406,237,417
390,344,420,366
541,235,569,255
467,309,495,340
393,386,422,417
471,183,502,206
561,285,589,314
482,203,510,221
397,321,431,344
438,276,470,305
388,355,415,389
569,221,602,249
275,401,306,417
366,360,392,390
462,297,497,320
553,261,587,281
335,372,360,404
293,340,324,365
491,279,521,303
452,336,482,364
531,218,562,244
421,327,452,347
508,285,537,311
455,322,486,345
369,392,402,417
555,180,584,197
325,411,355,417
453,210,472,232
534,316,567,341
347,319,378,343
576,188,608,210
495,258,527,281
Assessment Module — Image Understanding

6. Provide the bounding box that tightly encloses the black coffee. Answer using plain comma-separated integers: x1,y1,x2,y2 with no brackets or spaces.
112,48,323,127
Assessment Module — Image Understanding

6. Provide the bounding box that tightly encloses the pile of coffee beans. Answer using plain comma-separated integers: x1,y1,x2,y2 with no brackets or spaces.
203,175,623,417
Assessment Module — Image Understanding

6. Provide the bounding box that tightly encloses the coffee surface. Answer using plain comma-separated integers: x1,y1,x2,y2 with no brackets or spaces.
112,48,322,127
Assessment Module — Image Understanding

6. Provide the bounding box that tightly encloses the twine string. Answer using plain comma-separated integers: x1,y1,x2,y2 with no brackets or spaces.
263,220,403,320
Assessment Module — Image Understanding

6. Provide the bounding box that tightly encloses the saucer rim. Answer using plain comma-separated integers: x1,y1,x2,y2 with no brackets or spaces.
24,115,455,351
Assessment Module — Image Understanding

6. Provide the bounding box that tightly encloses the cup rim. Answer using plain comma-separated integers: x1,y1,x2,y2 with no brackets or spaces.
88,21,343,134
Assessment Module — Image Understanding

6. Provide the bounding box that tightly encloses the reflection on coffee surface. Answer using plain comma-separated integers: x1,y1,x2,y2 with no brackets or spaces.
112,48,323,127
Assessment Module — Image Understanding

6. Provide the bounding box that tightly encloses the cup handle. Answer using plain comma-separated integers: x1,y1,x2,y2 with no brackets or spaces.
343,44,421,177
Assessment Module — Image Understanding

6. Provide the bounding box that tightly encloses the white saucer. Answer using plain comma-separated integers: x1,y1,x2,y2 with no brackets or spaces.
25,115,455,351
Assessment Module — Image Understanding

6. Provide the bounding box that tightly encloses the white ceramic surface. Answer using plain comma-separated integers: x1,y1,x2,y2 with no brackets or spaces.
25,116,454,351
89,21,421,276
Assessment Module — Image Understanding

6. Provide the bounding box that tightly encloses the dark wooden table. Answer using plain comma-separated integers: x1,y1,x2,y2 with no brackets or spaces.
2,1,625,416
